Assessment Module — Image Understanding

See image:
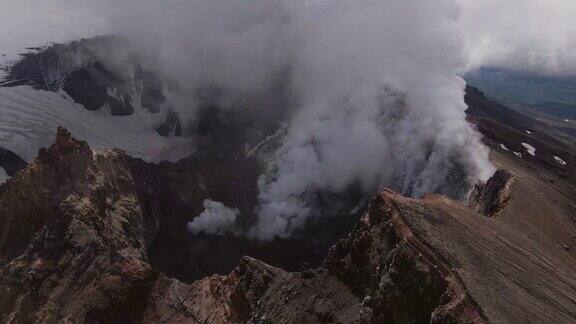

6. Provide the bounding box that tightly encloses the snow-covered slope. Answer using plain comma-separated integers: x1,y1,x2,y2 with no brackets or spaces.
0,85,193,163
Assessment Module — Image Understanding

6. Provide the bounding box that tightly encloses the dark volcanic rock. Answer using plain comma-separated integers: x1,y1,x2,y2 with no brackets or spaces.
0,147,27,176
1,37,169,118
155,110,182,137
1,37,121,91
468,169,515,217
63,61,135,115
324,192,483,323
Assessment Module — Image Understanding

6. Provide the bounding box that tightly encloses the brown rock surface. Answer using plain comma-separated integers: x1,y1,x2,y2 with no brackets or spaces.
0,127,157,323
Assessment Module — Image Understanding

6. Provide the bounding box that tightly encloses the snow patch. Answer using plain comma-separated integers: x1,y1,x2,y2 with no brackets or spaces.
553,156,567,166
187,200,240,236
524,130,532,134
0,167,9,184
513,151,522,158
499,144,509,151
521,143,536,156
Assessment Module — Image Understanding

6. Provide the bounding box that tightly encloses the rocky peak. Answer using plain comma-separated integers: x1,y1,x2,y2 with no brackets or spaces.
0,127,157,323
37,126,92,166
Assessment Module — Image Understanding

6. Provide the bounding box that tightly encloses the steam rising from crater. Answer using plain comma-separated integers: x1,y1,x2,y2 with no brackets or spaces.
187,200,240,236
96,0,495,240
5,0,506,240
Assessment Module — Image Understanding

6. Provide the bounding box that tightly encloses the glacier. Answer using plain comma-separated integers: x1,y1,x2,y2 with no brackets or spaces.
0,85,194,164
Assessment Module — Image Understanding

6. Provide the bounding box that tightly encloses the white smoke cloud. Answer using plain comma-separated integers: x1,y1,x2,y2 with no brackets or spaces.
36,0,576,240
92,0,495,240
2,0,575,240
187,200,240,236
3,0,498,240
458,0,576,75
3,0,576,75
247,0,495,240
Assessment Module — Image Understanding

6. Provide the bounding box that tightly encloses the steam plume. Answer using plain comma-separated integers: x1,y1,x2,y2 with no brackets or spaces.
97,0,495,239
187,200,240,236
7,0,539,240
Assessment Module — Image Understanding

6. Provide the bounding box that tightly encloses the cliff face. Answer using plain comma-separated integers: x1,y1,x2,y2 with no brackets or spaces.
0,128,157,323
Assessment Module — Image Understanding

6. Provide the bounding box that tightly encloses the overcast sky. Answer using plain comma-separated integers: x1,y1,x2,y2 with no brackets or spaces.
1,0,575,74
459,0,576,75
0,0,110,59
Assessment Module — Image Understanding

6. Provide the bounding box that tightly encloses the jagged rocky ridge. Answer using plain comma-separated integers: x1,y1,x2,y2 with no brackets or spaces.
0,128,158,322
1,126,576,323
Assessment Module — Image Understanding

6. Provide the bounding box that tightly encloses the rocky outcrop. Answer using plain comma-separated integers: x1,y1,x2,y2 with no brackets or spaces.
468,169,515,217
144,256,284,323
325,190,486,323
0,127,158,323
63,61,136,115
